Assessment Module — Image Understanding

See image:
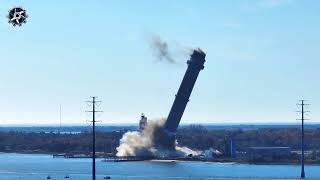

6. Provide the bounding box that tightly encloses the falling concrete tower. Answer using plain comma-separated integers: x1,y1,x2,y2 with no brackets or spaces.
164,49,206,133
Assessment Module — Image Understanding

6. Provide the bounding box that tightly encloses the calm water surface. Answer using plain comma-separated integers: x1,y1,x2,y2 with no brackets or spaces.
0,153,319,179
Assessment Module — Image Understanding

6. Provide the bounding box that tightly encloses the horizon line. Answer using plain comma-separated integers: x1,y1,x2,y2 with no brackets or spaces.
0,121,319,127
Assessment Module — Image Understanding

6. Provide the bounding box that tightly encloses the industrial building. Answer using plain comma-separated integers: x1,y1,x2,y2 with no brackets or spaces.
247,147,291,160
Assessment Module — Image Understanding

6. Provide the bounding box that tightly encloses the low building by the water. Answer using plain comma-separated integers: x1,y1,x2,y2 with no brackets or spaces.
201,148,222,160
247,146,291,160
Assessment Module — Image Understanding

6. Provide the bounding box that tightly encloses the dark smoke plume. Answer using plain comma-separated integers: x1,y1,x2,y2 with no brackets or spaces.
148,34,194,65
149,35,176,63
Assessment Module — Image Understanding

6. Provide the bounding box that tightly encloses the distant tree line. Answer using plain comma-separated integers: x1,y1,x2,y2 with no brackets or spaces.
0,131,122,154
0,125,319,154
178,125,320,154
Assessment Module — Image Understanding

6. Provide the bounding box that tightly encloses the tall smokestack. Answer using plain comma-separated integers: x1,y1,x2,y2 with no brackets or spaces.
116,49,206,156
164,49,206,133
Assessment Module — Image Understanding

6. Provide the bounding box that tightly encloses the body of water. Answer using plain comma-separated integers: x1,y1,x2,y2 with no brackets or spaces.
0,153,319,179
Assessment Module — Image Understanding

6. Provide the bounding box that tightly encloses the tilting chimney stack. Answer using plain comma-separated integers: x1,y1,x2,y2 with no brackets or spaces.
164,49,206,133
149,49,206,150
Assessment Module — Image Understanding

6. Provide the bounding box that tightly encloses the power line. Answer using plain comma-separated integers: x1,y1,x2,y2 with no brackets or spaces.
86,96,102,180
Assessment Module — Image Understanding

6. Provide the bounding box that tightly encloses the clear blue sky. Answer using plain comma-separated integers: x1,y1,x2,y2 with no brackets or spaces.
0,0,319,125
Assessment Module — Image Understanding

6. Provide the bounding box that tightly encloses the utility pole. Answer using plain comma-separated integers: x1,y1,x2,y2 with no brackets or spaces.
86,96,102,180
59,104,62,133
297,100,309,179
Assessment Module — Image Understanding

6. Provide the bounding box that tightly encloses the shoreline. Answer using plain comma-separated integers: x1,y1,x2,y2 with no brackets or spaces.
1,151,319,165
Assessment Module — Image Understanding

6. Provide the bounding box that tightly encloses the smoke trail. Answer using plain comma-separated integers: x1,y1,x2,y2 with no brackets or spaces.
147,34,196,66
116,118,199,157
150,35,176,63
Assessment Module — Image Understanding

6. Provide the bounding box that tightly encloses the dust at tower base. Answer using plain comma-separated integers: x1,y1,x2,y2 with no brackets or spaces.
154,49,206,149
